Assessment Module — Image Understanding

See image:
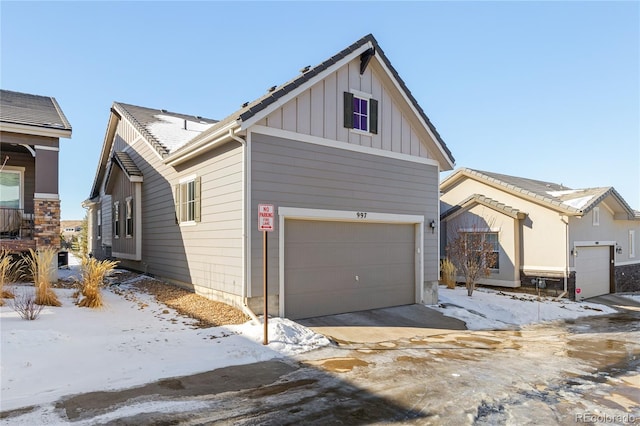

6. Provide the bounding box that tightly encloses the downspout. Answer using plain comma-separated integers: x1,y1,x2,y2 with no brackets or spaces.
229,129,260,325
561,215,569,294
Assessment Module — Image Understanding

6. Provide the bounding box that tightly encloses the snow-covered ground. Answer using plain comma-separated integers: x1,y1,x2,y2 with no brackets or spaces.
434,286,619,330
0,254,627,421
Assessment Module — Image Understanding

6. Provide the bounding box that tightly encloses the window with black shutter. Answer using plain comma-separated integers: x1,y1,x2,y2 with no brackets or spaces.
344,91,378,134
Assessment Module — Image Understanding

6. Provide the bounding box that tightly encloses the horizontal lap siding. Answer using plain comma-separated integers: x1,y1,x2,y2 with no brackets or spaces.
114,118,244,299
250,132,439,297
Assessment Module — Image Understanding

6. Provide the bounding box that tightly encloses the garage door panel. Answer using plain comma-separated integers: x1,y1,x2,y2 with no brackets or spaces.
284,219,416,319
575,246,610,300
286,286,412,319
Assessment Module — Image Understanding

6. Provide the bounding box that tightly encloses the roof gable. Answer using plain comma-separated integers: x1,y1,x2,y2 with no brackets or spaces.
441,193,528,221
172,34,454,168
0,89,72,138
442,168,638,219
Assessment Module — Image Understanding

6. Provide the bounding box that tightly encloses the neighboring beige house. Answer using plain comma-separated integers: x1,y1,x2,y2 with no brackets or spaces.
440,168,640,300
84,34,455,320
0,89,72,253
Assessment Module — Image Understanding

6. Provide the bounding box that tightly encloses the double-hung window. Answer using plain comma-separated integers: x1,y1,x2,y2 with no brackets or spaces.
113,202,120,239
344,91,378,134
125,197,133,237
175,176,201,224
97,209,102,239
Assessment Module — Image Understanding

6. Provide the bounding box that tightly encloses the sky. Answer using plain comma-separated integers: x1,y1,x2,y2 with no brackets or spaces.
1,1,638,220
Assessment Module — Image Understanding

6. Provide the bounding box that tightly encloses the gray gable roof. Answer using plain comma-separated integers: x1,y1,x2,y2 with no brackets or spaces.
112,151,142,178
446,168,638,219
176,34,454,165
0,89,72,133
113,102,217,158
441,193,527,220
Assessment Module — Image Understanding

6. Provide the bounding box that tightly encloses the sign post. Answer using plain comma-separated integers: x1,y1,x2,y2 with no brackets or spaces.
258,204,274,345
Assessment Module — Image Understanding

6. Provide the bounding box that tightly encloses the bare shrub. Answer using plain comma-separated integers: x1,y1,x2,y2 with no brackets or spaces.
78,257,119,308
12,289,44,320
25,248,61,307
445,217,498,297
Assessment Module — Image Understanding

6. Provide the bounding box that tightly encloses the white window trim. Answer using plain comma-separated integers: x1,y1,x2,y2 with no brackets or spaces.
125,196,133,238
176,175,199,225
630,230,636,258
349,89,372,135
97,209,102,240
113,201,120,239
0,166,25,209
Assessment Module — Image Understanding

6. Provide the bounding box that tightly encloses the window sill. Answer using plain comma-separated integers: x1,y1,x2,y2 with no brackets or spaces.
179,221,197,227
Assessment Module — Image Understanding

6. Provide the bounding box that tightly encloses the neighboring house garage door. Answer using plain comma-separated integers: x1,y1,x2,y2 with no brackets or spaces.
575,246,611,300
283,219,416,320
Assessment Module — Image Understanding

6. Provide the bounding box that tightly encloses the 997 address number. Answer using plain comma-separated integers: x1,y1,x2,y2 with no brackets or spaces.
356,212,367,219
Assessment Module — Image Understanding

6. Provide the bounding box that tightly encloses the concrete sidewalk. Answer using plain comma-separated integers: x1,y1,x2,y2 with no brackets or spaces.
297,304,467,343
586,293,640,313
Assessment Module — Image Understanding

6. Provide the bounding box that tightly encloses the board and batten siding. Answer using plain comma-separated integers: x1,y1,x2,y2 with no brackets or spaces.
249,131,439,301
258,58,437,161
108,166,137,257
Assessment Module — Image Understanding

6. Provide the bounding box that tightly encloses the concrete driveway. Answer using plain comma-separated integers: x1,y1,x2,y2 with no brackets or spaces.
297,304,467,343
586,293,640,312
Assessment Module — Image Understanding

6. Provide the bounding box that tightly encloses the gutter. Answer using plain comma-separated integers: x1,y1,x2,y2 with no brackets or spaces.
228,129,260,325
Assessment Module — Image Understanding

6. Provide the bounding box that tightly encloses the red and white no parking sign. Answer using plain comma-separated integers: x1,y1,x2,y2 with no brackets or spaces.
258,204,274,232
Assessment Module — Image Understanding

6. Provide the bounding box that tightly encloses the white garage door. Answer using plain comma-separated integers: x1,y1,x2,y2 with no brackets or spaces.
284,219,416,320
575,246,610,300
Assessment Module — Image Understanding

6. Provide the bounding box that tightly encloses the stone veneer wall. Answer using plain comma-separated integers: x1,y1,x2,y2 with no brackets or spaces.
519,270,576,300
34,198,61,250
615,263,640,293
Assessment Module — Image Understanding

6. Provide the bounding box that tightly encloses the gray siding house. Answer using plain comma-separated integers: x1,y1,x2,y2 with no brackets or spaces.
85,34,455,319
1,89,72,253
440,168,640,300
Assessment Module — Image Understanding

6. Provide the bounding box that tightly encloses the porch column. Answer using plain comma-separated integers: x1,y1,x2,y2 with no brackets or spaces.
33,144,60,250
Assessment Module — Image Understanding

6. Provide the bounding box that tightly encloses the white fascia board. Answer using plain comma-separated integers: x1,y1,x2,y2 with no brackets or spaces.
278,206,424,224
573,241,616,247
0,122,71,139
163,122,237,167
252,125,439,167
372,56,454,170
239,42,375,131
34,145,60,151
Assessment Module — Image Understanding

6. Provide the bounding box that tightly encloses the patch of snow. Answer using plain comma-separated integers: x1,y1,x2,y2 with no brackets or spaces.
546,189,581,197
146,114,214,153
561,195,594,209
434,286,617,330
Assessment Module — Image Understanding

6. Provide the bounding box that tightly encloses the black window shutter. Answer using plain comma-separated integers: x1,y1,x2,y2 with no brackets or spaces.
343,92,354,129
369,98,378,134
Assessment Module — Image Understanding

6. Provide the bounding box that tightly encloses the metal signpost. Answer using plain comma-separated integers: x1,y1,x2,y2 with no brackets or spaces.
258,204,274,345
